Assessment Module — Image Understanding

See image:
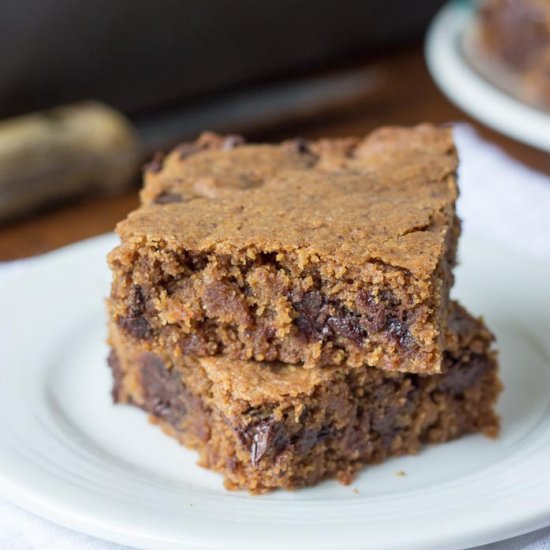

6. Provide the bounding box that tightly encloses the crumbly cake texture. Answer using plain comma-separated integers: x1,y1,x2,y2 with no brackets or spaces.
109,125,459,373
479,0,550,110
108,302,501,494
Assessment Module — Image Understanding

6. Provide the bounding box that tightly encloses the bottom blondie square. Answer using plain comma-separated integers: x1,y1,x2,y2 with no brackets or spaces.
108,302,501,494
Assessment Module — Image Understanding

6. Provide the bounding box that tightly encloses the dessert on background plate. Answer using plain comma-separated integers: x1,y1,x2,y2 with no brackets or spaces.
471,0,550,111
426,1,550,152
106,125,501,493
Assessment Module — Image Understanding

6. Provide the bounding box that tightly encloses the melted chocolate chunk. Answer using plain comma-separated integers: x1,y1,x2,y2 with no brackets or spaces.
238,418,289,467
284,137,311,154
326,314,366,343
293,290,367,344
356,290,394,332
293,290,323,337
140,353,187,425
387,317,414,348
371,403,401,448
117,285,152,339
356,290,414,348
439,354,490,395
144,151,165,173
118,315,151,339
153,191,184,204
342,408,373,455
370,382,417,448
122,284,144,316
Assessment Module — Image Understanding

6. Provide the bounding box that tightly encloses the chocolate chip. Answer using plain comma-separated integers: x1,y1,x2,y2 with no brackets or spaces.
143,151,165,173
118,315,151,339
153,191,183,204
258,251,279,265
438,354,490,395
140,353,188,425
293,290,367,344
356,290,394,331
371,405,400,448
326,314,367,343
293,290,324,339
117,285,151,339
188,254,208,272
387,316,414,348
238,418,289,467
370,383,417,448
356,290,413,348
107,350,124,402
342,408,373,454
284,137,311,154
127,284,146,316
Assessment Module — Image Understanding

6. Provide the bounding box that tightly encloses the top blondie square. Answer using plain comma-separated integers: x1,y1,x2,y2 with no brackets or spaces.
109,125,460,373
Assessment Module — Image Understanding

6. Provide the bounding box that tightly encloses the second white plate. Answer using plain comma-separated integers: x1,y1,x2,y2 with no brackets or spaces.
426,1,550,152
0,233,550,549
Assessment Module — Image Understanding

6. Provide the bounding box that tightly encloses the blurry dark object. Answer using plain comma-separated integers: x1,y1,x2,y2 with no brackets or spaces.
0,0,444,118
0,68,378,222
0,103,139,221
475,0,550,110
138,67,380,152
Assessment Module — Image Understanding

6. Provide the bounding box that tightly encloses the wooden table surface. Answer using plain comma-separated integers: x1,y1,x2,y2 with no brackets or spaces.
0,45,548,261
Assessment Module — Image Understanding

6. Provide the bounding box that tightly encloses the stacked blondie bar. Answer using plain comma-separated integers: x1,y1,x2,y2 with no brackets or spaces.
107,125,501,493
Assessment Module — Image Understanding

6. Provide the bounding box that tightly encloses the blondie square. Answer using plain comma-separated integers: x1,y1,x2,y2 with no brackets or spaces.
108,125,459,373
108,302,501,493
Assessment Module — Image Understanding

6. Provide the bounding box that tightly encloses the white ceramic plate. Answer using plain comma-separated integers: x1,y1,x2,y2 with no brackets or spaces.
426,1,550,152
1,232,550,550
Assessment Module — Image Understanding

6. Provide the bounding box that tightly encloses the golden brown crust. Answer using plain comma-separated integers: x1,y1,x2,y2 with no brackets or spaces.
129,124,458,277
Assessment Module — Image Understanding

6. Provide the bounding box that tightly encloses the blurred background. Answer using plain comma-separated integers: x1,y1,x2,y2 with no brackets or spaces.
0,0,549,260
0,0,446,118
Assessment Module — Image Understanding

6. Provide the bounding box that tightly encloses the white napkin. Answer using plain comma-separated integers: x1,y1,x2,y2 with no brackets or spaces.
0,124,549,550
455,125,550,264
